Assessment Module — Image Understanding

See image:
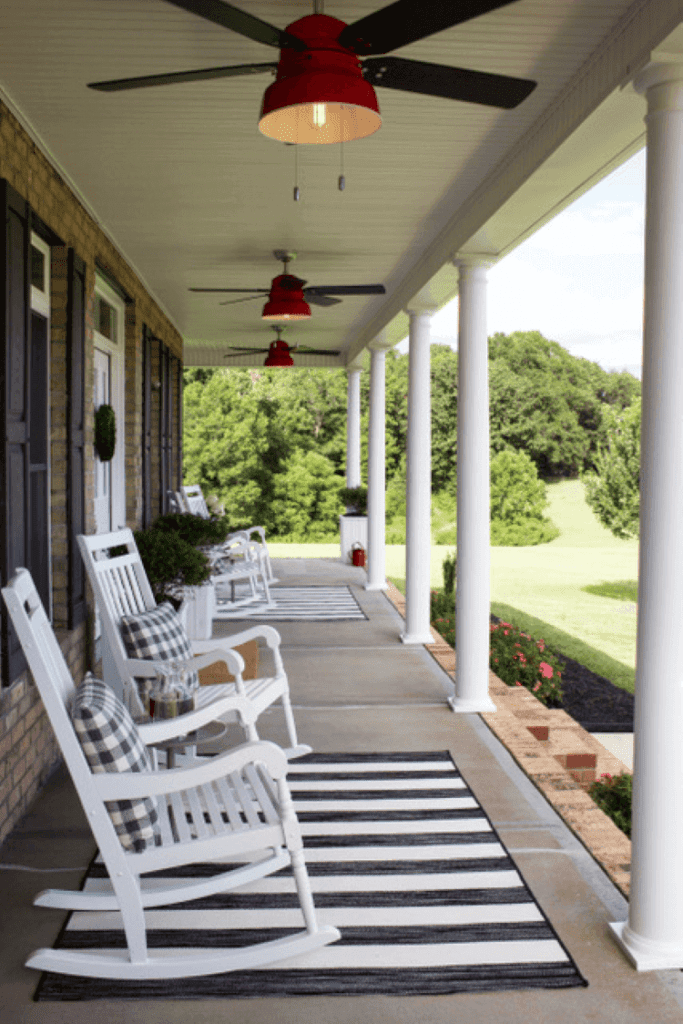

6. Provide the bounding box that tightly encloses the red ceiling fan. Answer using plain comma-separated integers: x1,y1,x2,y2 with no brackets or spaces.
224,325,340,366
88,0,536,143
190,250,386,321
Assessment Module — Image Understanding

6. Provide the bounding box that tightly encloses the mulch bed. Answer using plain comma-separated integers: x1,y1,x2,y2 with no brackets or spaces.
489,614,634,733
549,651,634,733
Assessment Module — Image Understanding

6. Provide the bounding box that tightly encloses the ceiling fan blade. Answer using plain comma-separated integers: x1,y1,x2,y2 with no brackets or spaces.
189,288,269,293
162,0,306,51
339,0,519,56
363,56,535,108
225,346,270,354
89,62,276,92
305,284,386,296
293,347,342,356
218,295,266,306
304,293,342,307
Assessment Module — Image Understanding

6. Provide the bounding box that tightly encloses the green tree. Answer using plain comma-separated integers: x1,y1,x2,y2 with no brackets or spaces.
583,399,641,539
270,450,344,539
490,449,548,523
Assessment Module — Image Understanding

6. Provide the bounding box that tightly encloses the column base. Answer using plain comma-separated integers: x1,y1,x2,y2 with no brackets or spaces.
610,921,683,970
401,631,435,645
365,581,388,591
449,695,497,713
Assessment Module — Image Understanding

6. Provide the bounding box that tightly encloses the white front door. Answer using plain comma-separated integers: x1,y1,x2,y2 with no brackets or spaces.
94,347,112,534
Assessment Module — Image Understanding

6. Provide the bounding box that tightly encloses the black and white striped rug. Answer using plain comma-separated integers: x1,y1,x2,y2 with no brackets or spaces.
214,585,367,621
35,751,587,1000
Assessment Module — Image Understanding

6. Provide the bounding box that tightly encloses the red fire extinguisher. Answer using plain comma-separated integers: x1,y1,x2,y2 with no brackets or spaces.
351,542,366,567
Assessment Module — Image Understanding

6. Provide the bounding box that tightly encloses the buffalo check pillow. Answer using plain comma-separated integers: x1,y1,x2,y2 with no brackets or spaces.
71,674,160,853
119,601,199,693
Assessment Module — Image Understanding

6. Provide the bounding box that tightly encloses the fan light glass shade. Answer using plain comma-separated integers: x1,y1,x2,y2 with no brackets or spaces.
258,14,381,145
262,296,311,320
259,94,381,145
264,341,294,367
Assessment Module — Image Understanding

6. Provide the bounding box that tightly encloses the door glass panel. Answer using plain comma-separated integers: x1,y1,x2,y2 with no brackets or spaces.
97,295,117,342
30,245,45,292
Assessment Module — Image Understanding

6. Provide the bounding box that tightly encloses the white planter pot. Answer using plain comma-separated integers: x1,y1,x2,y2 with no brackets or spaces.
179,583,216,640
340,515,368,565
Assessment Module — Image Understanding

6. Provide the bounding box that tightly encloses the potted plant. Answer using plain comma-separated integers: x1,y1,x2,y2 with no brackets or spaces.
339,486,368,564
133,526,215,640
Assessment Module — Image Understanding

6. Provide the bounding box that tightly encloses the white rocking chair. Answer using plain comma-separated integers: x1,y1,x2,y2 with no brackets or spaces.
1,568,339,980
181,483,278,585
78,529,309,758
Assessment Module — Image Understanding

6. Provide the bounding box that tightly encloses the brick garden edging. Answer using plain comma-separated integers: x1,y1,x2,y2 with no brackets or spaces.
384,582,632,897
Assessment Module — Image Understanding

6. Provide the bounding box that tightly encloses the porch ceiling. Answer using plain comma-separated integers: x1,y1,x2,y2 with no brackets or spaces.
0,1,681,367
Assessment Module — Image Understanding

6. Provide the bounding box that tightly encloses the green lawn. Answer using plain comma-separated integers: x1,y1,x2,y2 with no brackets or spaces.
270,478,639,677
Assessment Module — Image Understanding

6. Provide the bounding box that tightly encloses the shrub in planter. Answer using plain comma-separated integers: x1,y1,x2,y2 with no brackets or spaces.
442,550,456,596
340,486,368,516
150,512,233,547
588,772,632,838
134,527,211,604
489,620,564,706
94,403,116,462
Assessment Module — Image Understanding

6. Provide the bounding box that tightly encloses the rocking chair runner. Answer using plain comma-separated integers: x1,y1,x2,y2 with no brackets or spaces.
1,568,339,980
77,528,309,758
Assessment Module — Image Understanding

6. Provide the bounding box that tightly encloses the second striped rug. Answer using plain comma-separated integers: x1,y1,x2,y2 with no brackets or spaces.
35,751,587,1000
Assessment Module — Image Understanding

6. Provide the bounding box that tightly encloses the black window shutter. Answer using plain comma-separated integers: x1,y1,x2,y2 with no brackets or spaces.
173,355,183,491
0,180,31,681
67,250,86,629
159,341,172,515
142,326,153,528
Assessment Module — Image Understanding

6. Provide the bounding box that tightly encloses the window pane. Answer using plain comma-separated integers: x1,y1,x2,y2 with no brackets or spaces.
97,296,117,342
31,245,45,292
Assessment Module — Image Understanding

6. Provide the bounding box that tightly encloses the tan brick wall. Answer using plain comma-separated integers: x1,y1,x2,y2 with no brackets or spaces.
0,100,184,846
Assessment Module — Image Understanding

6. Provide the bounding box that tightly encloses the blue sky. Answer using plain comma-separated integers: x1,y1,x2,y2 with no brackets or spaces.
416,149,646,379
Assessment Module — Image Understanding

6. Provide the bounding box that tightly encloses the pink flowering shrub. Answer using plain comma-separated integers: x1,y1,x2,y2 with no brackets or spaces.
489,621,564,706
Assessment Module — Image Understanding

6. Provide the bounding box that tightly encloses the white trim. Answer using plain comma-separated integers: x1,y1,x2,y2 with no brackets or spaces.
94,274,126,534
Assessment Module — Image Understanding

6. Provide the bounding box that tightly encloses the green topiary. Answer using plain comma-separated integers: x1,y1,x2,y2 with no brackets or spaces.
94,403,116,462
151,512,232,547
133,528,211,603
340,486,368,516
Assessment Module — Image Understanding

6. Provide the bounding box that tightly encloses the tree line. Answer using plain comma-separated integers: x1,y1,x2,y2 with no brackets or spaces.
183,330,641,543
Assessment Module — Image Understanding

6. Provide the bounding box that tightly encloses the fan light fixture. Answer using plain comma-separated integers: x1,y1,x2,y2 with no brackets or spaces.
258,15,381,144
262,273,312,320
264,339,295,367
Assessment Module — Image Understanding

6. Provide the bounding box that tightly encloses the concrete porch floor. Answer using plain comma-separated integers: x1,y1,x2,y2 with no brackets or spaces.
2,557,683,1023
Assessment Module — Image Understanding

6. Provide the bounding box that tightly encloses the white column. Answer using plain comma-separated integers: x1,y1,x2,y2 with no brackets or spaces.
402,308,434,644
346,368,362,490
450,258,496,713
366,344,388,590
610,62,683,971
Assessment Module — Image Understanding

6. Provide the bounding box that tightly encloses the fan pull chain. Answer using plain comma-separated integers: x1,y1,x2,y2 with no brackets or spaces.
338,140,345,191
294,145,300,202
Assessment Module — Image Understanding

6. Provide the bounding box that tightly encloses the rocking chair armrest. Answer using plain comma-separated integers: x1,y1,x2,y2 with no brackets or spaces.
191,628,285,675
126,648,246,679
92,740,289,799
136,693,255,744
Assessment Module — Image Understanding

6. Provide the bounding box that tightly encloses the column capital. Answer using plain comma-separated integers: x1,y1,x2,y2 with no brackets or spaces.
634,61,683,106
345,363,363,374
368,329,394,351
404,303,437,317
453,252,496,270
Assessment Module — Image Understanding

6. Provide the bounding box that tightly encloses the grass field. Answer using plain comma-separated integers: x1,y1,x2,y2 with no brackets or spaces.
270,479,639,673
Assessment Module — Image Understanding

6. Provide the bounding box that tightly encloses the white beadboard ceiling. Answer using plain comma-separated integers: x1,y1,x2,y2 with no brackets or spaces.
0,0,681,366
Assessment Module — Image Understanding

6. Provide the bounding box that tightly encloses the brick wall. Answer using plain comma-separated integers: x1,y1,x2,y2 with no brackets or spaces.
0,99,184,845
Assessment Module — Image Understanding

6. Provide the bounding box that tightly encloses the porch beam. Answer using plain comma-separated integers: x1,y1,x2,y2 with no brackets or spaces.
450,257,496,713
366,341,388,591
611,60,683,971
402,307,434,644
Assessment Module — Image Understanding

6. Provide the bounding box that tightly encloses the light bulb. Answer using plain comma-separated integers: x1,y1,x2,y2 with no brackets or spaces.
312,102,327,128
